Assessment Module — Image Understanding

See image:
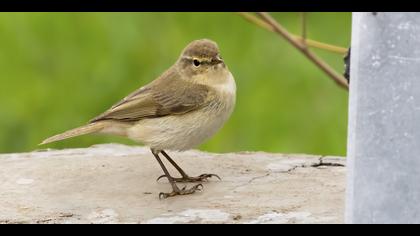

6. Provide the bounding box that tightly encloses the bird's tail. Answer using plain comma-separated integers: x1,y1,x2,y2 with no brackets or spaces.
40,122,107,145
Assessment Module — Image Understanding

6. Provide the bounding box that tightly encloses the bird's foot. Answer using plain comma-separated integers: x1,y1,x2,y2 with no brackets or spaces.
159,184,203,199
157,173,221,183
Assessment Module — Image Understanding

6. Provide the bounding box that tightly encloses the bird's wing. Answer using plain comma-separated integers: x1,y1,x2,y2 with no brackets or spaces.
89,69,209,123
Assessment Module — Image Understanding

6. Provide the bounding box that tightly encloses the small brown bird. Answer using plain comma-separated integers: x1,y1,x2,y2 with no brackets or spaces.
41,39,236,199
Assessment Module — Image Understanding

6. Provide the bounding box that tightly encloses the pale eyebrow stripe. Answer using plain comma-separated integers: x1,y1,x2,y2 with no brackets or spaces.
181,56,194,61
181,56,212,63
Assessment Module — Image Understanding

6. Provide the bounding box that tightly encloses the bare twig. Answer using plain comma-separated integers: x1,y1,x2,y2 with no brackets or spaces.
255,12,348,90
237,12,348,55
300,12,307,48
238,12,273,31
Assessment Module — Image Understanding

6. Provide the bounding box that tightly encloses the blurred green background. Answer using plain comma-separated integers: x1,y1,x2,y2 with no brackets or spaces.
0,12,351,155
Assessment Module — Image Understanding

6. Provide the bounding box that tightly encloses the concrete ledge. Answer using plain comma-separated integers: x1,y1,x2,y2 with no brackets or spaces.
0,144,345,224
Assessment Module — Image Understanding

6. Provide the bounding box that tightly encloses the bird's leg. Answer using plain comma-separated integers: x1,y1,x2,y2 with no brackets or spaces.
151,149,203,199
156,150,221,183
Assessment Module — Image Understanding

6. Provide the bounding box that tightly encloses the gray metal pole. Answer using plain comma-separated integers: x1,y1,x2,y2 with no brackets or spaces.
346,12,420,224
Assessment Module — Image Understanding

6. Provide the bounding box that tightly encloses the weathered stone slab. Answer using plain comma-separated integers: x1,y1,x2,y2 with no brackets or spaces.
0,144,345,224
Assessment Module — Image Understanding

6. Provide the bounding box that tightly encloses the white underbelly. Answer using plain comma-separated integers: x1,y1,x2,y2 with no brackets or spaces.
127,97,235,151
128,71,236,151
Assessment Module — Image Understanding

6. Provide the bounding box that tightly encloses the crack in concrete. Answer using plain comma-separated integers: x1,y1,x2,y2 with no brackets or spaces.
232,173,271,191
311,157,345,168
280,157,345,173
234,157,344,191
284,164,306,173
247,173,270,184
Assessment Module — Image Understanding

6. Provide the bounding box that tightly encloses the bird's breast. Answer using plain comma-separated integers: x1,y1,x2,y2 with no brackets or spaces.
128,76,236,151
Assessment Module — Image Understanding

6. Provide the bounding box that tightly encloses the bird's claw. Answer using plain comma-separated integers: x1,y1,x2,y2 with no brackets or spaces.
156,173,221,183
159,184,203,199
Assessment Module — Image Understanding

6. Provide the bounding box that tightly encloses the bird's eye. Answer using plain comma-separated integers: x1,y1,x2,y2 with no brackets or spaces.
193,59,201,67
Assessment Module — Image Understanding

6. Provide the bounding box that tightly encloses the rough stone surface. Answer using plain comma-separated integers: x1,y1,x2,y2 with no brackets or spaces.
0,144,345,224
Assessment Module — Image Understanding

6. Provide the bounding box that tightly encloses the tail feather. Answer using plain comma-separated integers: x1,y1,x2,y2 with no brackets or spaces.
40,122,107,145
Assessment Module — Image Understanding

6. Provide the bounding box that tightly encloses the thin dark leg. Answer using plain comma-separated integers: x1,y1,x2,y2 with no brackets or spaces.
152,149,180,192
151,149,202,199
156,150,221,183
160,150,189,177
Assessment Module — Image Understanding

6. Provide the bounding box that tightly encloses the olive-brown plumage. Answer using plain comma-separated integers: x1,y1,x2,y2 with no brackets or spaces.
41,39,236,198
